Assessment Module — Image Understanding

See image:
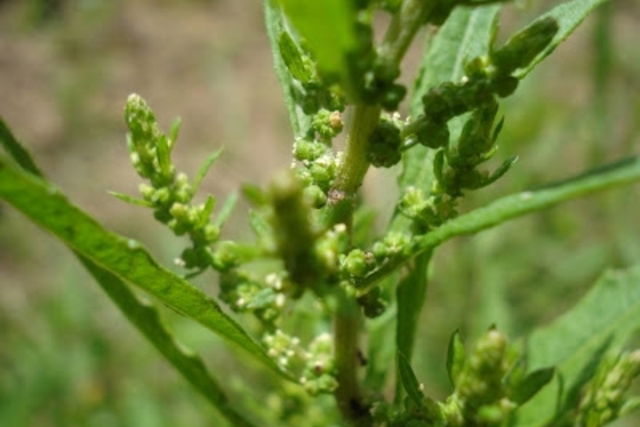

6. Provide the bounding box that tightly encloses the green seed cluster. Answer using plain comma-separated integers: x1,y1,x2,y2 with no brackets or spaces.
367,115,403,168
441,329,518,426
577,350,640,426
395,19,558,233
219,271,288,325
123,94,220,270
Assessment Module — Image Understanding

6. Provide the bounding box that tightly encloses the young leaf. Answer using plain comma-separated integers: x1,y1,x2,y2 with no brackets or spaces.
264,0,311,138
446,329,466,388
510,367,555,405
193,147,223,193
277,0,357,85
108,191,153,207
397,351,425,407
514,0,609,78
0,157,290,380
514,266,640,426
213,190,239,228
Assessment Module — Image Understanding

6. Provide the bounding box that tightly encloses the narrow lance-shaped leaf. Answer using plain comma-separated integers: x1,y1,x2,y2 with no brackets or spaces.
397,352,425,407
80,260,256,427
515,265,640,426
396,252,431,363
510,366,555,405
514,0,609,78
446,329,466,388
264,0,311,138
357,156,640,290
0,156,291,380
0,122,257,425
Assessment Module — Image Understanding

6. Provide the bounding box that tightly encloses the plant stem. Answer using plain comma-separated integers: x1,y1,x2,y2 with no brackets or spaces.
325,104,381,228
327,2,437,423
334,292,369,424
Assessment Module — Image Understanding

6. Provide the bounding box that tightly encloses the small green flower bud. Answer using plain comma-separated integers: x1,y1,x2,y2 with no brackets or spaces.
456,99,499,165
367,118,402,168
491,75,519,98
491,17,559,75
341,249,370,278
138,183,154,200
415,118,449,149
380,83,407,112
464,56,492,80
293,139,326,162
357,287,387,318
312,109,343,139
303,184,327,208
383,232,411,256
203,224,220,243
211,241,241,271
169,202,189,221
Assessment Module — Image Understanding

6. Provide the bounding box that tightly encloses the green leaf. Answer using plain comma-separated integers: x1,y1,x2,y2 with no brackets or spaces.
415,156,640,254
515,0,609,78
193,147,223,193
446,329,466,388
0,123,257,425
514,265,640,426
80,259,255,427
0,118,42,176
214,190,239,228
396,252,431,363
510,367,555,405
277,0,357,84
0,157,290,380
264,0,311,138
278,30,313,83
397,351,425,407
109,191,152,207
357,156,640,290
396,4,501,231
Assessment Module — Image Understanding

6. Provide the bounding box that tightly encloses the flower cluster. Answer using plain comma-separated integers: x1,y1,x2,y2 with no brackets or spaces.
122,94,222,271
577,350,640,426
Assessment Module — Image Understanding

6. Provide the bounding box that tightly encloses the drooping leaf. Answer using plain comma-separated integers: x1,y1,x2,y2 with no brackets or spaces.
0,156,290,380
514,265,640,426
446,329,466,388
514,0,609,78
264,0,311,137
80,259,256,427
0,123,257,425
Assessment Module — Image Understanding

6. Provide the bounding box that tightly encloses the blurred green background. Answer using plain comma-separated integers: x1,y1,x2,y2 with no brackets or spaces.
0,0,639,425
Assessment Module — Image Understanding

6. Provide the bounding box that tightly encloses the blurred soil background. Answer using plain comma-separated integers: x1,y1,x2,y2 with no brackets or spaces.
0,0,639,425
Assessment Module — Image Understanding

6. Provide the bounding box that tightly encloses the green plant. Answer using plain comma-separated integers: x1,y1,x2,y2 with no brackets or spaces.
1,0,639,425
